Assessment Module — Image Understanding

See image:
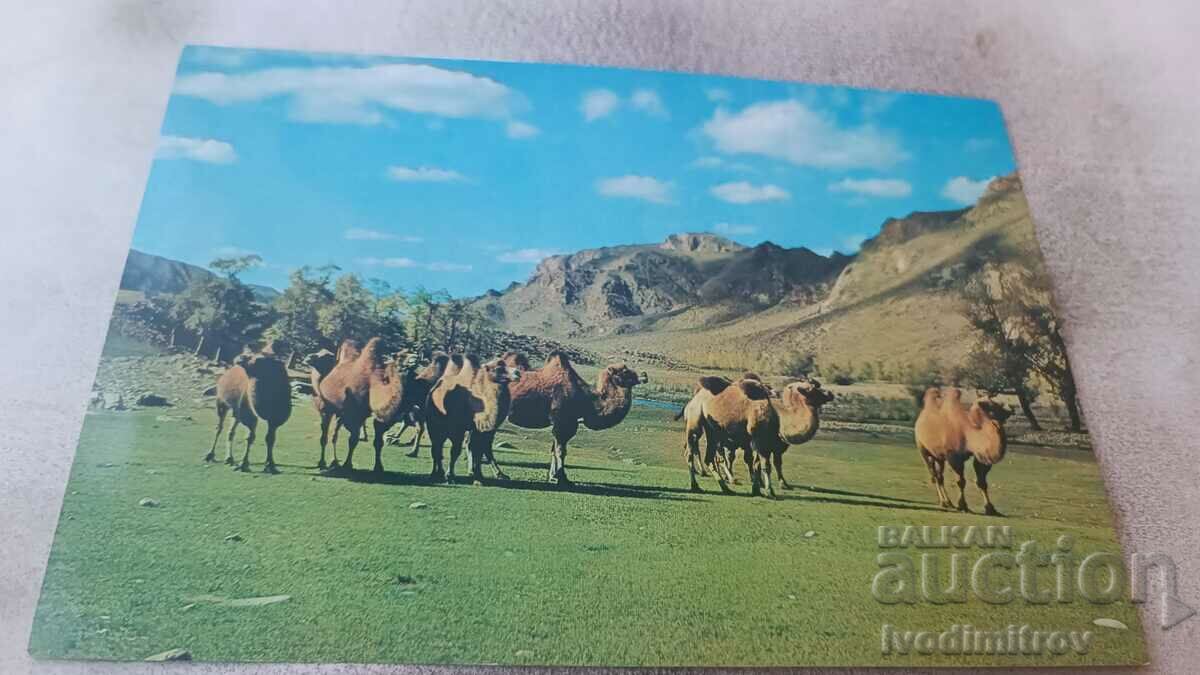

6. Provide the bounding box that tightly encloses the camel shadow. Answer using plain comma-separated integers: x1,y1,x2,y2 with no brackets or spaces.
489,477,704,502
798,484,928,505
775,493,948,513
494,458,637,474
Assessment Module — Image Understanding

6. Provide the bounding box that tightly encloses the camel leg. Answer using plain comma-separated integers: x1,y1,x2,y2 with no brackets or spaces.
429,429,447,482
948,453,969,512
236,419,256,472
973,459,1000,516
371,419,389,473
686,431,703,493
317,411,331,469
342,423,360,472
204,403,227,462
743,444,759,496
726,446,741,485
263,422,280,474
754,441,775,499
477,431,509,480
772,450,793,490
922,449,951,508
446,429,465,484
328,421,342,470
551,418,578,486
405,419,424,458
224,418,240,465
546,439,559,482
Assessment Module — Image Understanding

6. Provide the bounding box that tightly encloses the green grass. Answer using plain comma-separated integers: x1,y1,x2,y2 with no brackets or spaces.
30,401,1144,667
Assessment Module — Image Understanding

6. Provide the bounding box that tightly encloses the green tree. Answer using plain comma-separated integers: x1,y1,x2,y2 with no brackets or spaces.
174,256,269,360
265,265,338,357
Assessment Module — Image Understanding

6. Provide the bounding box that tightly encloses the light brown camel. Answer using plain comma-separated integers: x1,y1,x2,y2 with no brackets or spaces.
316,337,383,473
914,387,1011,515
362,348,421,473
683,376,780,496
423,355,515,483
303,349,339,469
204,347,292,473
505,352,646,484
759,379,834,489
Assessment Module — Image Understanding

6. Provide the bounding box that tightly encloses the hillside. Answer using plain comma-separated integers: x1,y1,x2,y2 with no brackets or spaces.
477,173,1044,374
120,249,279,302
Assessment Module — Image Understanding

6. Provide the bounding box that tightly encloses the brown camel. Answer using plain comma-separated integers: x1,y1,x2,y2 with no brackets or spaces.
684,376,780,496
759,379,834,489
315,337,383,473
362,348,421,473
424,355,515,483
303,349,339,469
204,347,292,473
914,387,1011,515
505,352,646,484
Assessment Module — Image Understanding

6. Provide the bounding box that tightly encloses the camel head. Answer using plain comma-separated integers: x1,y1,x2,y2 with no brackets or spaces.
499,351,532,374
480,359,518,385
972,399,1014,425
921,387,943,409
787,379,835,408
303,349,337,376
604,363,646,389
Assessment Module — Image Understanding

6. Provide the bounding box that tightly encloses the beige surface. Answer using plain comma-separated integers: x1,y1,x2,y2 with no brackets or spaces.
2,1,1198,673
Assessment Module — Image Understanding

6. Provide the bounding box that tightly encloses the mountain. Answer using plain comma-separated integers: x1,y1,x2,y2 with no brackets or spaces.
477,173,1043,373
120,249,280,302
472,233,851,338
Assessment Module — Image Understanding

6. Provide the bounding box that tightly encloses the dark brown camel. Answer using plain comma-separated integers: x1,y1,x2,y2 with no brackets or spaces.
424,355,515,483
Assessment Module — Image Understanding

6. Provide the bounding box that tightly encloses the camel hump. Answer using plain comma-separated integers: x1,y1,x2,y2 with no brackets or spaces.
432,352,450,366
741,372,763,381
737,379,772,400
337,339,362,362
699,376,731,395
546,351,572,370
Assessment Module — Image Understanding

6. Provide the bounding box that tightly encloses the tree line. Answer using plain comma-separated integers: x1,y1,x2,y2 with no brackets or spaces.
144,255,500,365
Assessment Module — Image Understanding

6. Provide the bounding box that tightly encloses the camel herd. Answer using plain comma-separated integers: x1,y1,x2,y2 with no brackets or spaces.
204,342,1015,513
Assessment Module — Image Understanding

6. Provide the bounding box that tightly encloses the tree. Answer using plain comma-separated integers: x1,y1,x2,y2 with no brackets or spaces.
172,256,269,360
265,265,338,357
317,274,377,349
961,266,1080,431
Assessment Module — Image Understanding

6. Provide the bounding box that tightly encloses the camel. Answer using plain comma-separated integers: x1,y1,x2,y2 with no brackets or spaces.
759,379,834,489
914,387,1012,515
362,348,422,473
423,355,516,483
204,346,292,473
388,352,450,458
303,349,341,469
505,352,646,485
315,337,382,473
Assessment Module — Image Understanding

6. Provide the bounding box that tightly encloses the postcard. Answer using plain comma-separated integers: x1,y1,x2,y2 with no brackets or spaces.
30,45,1148,666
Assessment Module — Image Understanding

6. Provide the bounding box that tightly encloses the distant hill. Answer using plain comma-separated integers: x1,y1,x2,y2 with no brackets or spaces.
475,173,1043,374
120,249,279,303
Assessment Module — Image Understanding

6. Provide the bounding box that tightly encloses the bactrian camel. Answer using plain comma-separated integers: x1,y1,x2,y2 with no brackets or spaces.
914,387,1011,515
504,352,646,485
424,355,516,483
205,347,292,473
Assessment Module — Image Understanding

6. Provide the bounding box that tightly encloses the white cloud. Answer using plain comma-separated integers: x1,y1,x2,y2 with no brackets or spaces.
156,135,237,164
173,63,525,126
386,165,467,183
713,222,757,236
343,228,423,242
184,46,253,69
690,156,725,169
358,257,469,272
941,175,994,205
581,89,619,121
357,256,417,268
706,88,732,102
861,92,899,118
425,262,473,272
828,177,912,198
630,89,668,118
702,100,907,169
596,175,674,204
506,120,540,139
498,248,562,264
710,181,790,204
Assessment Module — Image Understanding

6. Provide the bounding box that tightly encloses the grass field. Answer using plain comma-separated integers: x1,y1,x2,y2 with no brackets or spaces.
30,399,1145,666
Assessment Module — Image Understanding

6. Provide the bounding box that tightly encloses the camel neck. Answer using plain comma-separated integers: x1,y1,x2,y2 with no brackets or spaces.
776,392,819,444
584,372,633,430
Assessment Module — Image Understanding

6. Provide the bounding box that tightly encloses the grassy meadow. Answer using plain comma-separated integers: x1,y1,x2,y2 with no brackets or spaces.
30,393,1144,667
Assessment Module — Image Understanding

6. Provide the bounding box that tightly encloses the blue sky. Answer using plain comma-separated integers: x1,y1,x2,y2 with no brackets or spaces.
134,45,1016,297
